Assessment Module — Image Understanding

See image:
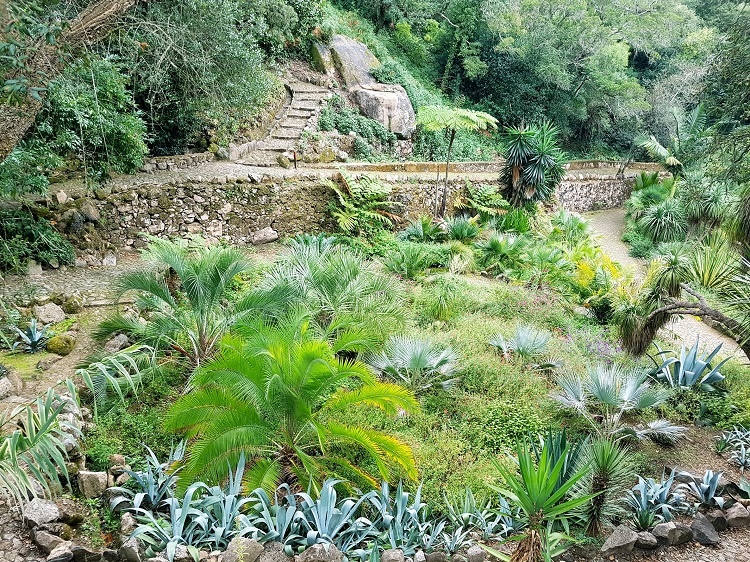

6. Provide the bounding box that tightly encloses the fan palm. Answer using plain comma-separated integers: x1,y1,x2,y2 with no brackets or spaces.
501,121,566,208
552,364,683,442
417,106,498,216
165,314,419,492
365,335,460,395
262,242,405,348
95,237,291,366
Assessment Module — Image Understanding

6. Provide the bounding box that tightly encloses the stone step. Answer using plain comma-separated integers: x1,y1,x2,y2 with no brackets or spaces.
256,140,296,151
283,118,308,129
290,102,320,111
271,128,304,139
287,110,313,119
290,84,330,94
294,92,329,101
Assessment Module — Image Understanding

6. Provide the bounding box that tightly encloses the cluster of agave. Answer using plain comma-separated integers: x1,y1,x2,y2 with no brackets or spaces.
716,426,750,471
111,449,523,562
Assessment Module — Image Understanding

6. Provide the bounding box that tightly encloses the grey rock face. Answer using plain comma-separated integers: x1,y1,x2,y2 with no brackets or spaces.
24,499,61,528
706,509,728,531
77,471,108,499
466,545,486,562
600,525,638,556
118,537,142,562
33,303,66,325
103,334,129,353
47,542,74,562
258,542,289,562
352,85,416,138
32,530,64,554
296,544,344,562
0,376,14,399
634,531,658,550
652,521,693,545
691,513,720,545
381,550,404,562
251,227,279,245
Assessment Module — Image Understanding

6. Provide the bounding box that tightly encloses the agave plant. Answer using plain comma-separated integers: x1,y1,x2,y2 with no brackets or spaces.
650,337,728,393
732,444,750,472
684,470,725,509
625,470,689,529
365,335,460,395
13,318,50,353
552,364,684,442
245,486,304,551
490,325,551,361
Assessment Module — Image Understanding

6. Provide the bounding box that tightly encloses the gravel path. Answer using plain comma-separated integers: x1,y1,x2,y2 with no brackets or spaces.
584,208,742,358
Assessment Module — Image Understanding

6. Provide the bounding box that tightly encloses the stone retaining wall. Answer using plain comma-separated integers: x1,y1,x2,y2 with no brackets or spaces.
47,166,640,251
139,152,214,173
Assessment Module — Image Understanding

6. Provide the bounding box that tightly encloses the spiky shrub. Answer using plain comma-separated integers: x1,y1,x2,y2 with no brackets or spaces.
573,439,635,536
487,207,532,234
652,243,692,297
633,172,661,192
474,233,529,276
625,470,689,529
678,170,725,226
626,185,670,221
684,470,726,509
549,210,591,247
165,314,419,490
13,318,50,353
501,121,566,208
401,216,445,243
638,198,687,244
365,335,459,395
415,275,468,324
650,337,728,393
445,216,481,244
487,441,594,562
689,238,739,292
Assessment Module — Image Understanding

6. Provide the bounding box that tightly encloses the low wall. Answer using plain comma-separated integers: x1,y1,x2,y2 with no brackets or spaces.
46,164,640,254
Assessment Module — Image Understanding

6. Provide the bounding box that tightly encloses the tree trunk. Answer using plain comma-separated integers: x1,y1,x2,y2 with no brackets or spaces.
0,0,140,163
440,129,456,217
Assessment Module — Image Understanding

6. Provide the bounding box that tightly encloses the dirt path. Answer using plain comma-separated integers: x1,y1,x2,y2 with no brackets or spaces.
585,208,742,358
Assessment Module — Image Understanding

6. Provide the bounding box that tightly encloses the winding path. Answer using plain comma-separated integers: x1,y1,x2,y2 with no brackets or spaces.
584,208,742,358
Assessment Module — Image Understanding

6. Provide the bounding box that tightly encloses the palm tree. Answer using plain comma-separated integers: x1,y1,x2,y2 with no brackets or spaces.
262,240,406,349
501,121,567,208
637,103,711,177
164,313,419,492
416,106,498,216
365,335,460,395
96,237,290,366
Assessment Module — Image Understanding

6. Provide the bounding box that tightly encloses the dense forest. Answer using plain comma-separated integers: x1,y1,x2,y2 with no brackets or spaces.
0,0,748,198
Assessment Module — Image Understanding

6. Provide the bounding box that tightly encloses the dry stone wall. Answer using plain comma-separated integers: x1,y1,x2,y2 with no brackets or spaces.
47,164,645,251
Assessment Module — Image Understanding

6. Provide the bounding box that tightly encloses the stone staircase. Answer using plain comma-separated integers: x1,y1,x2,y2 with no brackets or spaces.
236,78,332,167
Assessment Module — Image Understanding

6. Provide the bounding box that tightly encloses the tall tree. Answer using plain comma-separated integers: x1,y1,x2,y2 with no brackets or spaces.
0,0,141,162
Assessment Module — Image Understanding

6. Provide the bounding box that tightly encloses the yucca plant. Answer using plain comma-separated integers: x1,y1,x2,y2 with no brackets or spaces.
486,441,594,562
365,335,459,395
501,121,567,208
572,438,635,536
638,198,687,243
165,313,419,491
652,243,692,297
689,238,739,292
650,337,728,393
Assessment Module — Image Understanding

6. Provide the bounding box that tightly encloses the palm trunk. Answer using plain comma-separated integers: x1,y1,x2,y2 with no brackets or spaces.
0,0,140,163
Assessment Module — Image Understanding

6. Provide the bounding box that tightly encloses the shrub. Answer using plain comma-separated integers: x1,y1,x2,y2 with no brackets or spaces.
326,171,400,235
381,243,432,279
489,325,551,361
415,276,468,323
638,198,687,243
401,216,445,243
445,216,480,243
318,95,396,148
46,335,75,356
0,208,75,272
461,399,545,452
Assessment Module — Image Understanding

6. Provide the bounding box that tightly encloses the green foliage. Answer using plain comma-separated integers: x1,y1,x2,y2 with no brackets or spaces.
414,275,469,324
401,216,445,243
454,183,510,221
638,199,687,244
0,141,62,199
463,401,546,453
13,318,50,353
650,338,728,393
35,58,147,183
381,243,432,279
489,325,551,361
445,216,480,244
625,470,689,529
0,386,78,505
326,171,400,234
318,96,396,149
0,208,75,272
501,122,566,207
165,314,419,489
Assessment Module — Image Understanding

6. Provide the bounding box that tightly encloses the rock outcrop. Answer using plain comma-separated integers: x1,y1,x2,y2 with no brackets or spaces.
329,35,416,138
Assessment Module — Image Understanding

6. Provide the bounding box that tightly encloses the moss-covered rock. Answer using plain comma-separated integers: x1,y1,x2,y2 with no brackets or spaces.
46,335,76,356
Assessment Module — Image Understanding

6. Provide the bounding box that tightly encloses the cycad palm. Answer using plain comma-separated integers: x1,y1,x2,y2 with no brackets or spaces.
165,314,419,492
96,238,289,366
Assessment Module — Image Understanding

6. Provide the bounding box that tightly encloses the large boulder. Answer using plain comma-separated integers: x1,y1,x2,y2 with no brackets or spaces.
311,42,335,76
706,509,728,531
634,531,658,550
23,498,61,528
33,530,65,554
328,34,416,138
652,521,693,545
353,84,416,139
600,525,638,556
